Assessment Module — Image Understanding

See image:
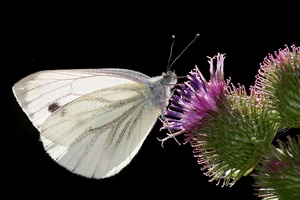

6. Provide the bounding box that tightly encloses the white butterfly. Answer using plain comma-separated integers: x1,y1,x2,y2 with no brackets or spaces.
13,34,199,179
13,68,177,179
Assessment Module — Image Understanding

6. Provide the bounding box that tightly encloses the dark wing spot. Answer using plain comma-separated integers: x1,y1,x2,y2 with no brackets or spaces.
48,102,60,113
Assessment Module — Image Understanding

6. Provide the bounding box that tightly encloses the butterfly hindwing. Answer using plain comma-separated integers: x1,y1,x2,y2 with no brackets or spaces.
41,83,160,178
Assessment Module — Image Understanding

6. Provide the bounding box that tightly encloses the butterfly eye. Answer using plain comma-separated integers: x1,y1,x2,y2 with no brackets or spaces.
162,73,172,84
162,71,177,85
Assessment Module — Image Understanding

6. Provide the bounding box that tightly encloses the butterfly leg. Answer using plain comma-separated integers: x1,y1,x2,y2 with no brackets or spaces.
157,114,183,147
157,129,185,148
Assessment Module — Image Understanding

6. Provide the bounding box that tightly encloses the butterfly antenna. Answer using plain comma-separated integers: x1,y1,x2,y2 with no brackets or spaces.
166,35,176,71
168,33,200,70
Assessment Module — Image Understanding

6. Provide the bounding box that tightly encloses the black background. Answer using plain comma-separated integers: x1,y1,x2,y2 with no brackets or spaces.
3,3,300,199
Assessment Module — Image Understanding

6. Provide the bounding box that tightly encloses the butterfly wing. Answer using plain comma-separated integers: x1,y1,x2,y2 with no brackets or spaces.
41,83,160,178
12,69,151,131
12,68,168,179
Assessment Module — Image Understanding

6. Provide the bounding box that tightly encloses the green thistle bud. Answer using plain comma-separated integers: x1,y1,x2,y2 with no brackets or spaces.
255,45,300,128
193,85,280,187
252,135,300,200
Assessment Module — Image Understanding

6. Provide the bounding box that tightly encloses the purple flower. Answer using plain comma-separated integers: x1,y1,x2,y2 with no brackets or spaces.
159,53,228,145
160,53,280,187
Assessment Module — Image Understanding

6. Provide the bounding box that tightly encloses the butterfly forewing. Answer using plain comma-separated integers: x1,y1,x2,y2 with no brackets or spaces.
12,69,151,130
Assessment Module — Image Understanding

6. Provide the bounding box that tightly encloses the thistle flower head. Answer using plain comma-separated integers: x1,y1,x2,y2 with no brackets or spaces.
161,53,227,139
252,135,300,200
255,45,300,128
161,53,280,187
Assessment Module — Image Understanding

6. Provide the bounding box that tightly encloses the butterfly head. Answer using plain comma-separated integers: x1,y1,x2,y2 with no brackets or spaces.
162,70,177,86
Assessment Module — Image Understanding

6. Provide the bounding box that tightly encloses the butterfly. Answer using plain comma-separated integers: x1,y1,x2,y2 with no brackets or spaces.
12,34,199,179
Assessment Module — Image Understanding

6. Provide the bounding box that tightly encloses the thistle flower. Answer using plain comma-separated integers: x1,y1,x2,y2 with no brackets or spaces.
255,45,300,128
161,53,280,187
160,53,227,143
252,134,300,200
